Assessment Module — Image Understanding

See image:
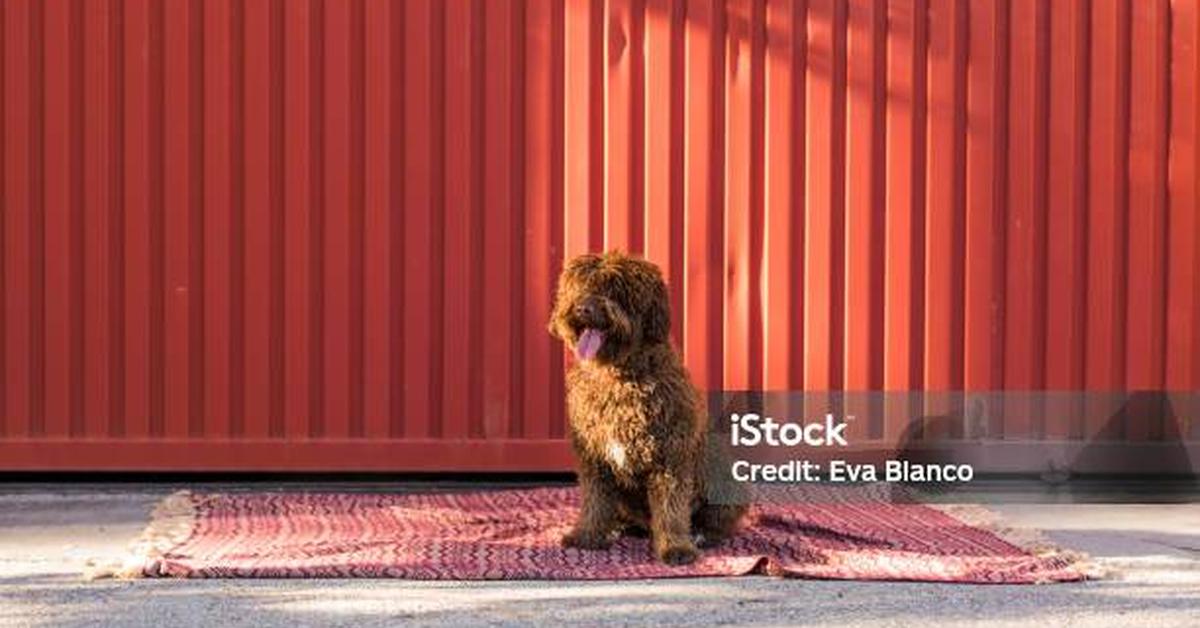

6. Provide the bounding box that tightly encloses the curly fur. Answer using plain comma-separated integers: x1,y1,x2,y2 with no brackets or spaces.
549,251,746,565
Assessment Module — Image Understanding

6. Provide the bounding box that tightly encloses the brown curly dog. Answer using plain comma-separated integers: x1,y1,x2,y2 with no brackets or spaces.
549,251,747,565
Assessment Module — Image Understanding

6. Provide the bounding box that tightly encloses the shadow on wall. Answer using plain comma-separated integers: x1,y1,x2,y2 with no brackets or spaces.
897,392,1197,487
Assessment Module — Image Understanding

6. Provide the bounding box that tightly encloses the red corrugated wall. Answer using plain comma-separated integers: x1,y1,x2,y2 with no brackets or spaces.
0,0,1197,471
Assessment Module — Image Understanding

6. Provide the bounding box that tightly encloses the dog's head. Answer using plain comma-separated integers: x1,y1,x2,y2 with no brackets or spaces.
549,251,671,364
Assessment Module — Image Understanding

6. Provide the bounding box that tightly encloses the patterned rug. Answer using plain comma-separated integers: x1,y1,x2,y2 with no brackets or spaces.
98,486,1095,583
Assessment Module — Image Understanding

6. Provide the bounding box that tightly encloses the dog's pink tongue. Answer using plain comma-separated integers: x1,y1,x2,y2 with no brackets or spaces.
575,329,605,361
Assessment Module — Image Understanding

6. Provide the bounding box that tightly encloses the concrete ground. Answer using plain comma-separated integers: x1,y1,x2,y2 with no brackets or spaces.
0,483,1196,627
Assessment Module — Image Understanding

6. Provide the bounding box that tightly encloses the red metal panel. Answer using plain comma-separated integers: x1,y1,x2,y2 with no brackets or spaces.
322,0,352,440
482,0,518,440
1044,0,1088,439
82,0,115,440
642,0,684,352
923,0,966,440
843,0,885,399
882,0,925,444
124,0,153,440
401,0,436,440
2,0,1199,471
283,0,313,440
244,0,274,441
1168,0,1200,442
163,0,194,440
4,1,32,442
202,0,232,440
563,0,602,259
442,0,477,440
1126,0,1171,441
723,0,763,391
1003,0,1048,440
43,0,74,439
522,0,564,440
1087,0,1132,440
963,0,1006,406
803,0,846,393
363,0,392,441
762,0,803,392
681,0,722,392
605,0,642,254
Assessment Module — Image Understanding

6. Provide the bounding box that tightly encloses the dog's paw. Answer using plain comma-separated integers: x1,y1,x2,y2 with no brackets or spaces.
561,529,612,550
657,541,699,566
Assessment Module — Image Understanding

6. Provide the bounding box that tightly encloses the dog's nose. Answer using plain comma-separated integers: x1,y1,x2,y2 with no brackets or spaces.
575,301,600,320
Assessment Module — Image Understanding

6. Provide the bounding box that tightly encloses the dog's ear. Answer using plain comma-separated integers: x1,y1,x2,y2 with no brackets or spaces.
548,284,572,340
640,265,672,345
547,303,564,339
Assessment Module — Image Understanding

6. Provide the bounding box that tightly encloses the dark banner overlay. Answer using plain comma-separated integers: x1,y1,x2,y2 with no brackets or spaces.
702,392,1200,504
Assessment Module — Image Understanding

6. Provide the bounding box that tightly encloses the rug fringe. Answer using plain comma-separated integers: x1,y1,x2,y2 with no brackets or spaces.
84,490,198,580
929,503,1107,582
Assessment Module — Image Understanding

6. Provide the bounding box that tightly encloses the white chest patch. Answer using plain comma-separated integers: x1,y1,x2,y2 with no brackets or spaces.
606,441,627,471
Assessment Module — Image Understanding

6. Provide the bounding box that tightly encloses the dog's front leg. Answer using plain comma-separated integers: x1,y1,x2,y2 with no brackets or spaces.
647,471,699,565
562,464,620,550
